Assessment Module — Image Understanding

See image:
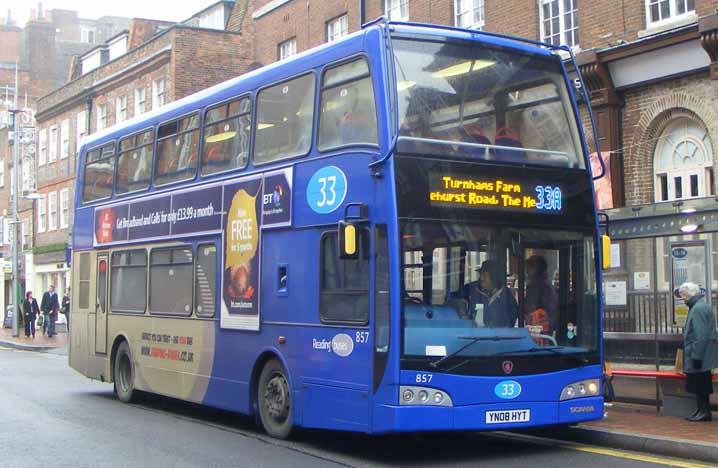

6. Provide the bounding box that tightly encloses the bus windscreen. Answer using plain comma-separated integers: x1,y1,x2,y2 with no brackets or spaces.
392,38,585,169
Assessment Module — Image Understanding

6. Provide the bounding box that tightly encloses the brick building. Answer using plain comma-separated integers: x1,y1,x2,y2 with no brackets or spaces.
0,7,130,314
31,1,251,298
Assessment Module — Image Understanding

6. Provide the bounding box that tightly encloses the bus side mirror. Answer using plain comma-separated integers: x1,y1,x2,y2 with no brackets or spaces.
601,234,611,270
338,221,359,259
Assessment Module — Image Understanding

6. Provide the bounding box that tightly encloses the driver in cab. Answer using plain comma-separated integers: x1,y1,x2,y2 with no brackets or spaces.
463,260,519,328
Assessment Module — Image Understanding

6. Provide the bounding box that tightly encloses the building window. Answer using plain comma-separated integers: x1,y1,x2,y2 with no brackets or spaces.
386,0,409,21
49,126,58,163
455,0,485,29
48,191,57,231
134,88,146,116
38,129,47,166
278,38,296,61
38,195,46,233
152,79,165,110
80,27,96,43
539,0,579,48
646,0,695,25
21,219,29,250
60,188,69,229
76,111,87,152
60,119,69,159
327,14,349,42
97,103,107,131
116,95,127,123
654,117,714,202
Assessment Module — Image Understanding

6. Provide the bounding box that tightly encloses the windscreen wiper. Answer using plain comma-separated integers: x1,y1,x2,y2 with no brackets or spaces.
429,335,523,369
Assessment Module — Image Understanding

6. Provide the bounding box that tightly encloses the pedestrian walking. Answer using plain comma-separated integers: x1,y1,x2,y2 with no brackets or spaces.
61,288,70,331
678,282,718,422
22,291,40,338
41,285,60,338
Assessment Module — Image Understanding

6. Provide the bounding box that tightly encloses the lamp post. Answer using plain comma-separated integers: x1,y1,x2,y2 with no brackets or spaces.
6,65,41,337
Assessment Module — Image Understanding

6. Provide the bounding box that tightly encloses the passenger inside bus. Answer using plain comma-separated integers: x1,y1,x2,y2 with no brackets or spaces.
524,254,559,336
462,260,519,328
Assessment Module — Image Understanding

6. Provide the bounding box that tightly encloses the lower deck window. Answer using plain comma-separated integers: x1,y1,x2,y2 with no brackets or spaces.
150,247,194,315
111,250,147,313
319,230,370,324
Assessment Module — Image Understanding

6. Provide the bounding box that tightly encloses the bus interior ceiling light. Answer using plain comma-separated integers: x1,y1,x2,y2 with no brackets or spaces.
431,60,496,79
680,223,700,233
397,80,416,91
205,131,237,143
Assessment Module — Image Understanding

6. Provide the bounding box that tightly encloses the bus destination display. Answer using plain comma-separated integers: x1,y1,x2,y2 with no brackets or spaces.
429,174,562,213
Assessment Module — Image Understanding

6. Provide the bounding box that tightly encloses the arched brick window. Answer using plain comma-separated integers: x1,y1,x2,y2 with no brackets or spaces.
654,117,714,202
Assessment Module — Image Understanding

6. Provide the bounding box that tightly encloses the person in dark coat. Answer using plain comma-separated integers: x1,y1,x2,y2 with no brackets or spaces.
23,291,40,338
463,260,519,327
40,285,60,338
524,255,558,333
679,282,718,422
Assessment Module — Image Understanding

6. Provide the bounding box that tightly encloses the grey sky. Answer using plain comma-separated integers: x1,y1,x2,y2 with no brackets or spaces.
5,0,223,26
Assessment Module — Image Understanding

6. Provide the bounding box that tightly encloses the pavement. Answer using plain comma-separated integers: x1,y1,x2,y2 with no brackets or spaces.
0,323,68,352
0,329,715,465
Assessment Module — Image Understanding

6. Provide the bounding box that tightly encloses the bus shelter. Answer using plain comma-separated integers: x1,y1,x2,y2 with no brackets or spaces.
603,198,718,404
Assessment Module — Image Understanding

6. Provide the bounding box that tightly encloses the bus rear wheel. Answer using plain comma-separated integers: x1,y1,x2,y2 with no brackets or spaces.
257,359,293,439
113,341,136,403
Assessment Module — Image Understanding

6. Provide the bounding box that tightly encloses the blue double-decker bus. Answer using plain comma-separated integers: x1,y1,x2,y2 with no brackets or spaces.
70,20,607,439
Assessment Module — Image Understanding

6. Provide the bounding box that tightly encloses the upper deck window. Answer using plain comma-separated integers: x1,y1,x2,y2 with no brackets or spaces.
155,113,200,186
392,38,585,169
83,142,116,203
253,73,316,165
318,58,378,151
117,129,153,195
202,97,251,176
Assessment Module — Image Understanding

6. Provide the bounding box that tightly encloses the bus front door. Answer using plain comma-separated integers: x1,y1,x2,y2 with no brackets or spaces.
95,255,108,354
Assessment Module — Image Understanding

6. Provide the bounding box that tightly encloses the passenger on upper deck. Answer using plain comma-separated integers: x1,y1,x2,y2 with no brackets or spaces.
463,260,519,328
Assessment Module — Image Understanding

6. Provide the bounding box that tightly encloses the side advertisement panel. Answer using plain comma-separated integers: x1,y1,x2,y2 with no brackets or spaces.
92,168,293,331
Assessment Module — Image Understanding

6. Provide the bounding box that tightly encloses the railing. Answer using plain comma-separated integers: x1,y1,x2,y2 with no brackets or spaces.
604,291,718,363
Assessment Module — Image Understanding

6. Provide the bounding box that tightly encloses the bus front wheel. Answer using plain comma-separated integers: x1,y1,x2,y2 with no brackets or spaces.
257,359,293,439
113,341,136,403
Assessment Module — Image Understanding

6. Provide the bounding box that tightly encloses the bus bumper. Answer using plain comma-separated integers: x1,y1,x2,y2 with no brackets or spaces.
372,397,603,433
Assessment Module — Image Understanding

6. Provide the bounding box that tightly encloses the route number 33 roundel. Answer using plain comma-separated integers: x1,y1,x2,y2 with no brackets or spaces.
306,166,348,214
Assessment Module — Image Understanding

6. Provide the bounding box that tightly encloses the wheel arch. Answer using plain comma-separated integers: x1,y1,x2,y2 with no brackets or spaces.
109,334,130,384
249,348,293,418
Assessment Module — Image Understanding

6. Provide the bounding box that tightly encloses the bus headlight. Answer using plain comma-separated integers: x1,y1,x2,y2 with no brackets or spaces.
560,379,600,400
399,386,453,407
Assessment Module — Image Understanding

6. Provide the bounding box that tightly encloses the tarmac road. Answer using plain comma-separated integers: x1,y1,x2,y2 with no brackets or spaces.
0,347,711,468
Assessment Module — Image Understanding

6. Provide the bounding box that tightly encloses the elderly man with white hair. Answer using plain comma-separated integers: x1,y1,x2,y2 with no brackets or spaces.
678,282,718,422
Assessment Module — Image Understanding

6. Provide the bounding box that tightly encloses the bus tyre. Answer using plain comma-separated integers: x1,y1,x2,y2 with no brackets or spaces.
257,359,293,439
113,341,136,403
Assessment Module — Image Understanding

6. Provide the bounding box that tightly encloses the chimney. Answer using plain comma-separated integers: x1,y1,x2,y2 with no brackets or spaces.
38,2,43,20
31,8,37,21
